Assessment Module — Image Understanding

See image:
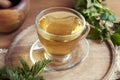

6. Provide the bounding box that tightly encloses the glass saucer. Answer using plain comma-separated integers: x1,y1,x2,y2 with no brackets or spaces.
30,38,90,71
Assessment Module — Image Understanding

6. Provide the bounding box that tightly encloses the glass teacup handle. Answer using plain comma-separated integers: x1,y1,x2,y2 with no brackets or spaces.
80,23,90,40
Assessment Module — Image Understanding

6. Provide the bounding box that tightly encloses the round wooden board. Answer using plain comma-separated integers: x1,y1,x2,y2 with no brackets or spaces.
4,25,116,80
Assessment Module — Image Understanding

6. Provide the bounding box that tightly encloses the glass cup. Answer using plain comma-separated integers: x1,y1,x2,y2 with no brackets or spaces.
30,7,90,71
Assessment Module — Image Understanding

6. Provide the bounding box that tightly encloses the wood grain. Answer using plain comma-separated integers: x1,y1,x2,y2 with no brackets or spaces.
4,25,116,80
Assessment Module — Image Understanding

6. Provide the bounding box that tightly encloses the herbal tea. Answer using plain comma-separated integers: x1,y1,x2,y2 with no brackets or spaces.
37,11,85,56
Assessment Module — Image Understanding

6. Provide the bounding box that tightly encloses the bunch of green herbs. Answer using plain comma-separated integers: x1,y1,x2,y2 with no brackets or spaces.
0,58,50,80
74,0,120,46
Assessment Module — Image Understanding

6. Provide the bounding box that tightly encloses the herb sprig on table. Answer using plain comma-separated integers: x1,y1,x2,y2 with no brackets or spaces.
74,0,120,46
0,58,50,80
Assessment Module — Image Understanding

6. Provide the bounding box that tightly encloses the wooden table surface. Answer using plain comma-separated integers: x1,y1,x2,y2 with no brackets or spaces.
0,0,120,49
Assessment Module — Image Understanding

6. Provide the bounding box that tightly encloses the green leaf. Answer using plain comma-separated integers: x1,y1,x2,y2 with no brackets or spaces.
74,0,120,46
101,12,116,22
114,22,120,30
97,0,102,3
31,60,50,77
94,3,103,9
87,0,92,8
86,7,99,16
116,29,120,34
7,70,19,80
111,31,120,45
101,13,109,20
0,58,50,80
100,28,110,41
0,65,9,80
20,58,30,73
88,27,101,39
108,15,116,22
74,0,87,10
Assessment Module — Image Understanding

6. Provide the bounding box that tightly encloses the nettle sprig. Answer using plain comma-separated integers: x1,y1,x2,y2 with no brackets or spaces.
74,0,120,46
0,58,50,80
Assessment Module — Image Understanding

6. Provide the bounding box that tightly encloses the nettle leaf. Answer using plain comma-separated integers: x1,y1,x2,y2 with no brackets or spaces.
94,3,103,9
115,29,120,34
114,22,120,30
111,31,120,45
74,0,87,10
101,13,109,20
87,0,92,8
108,15,116,22
74,0,120,46
101,13,116,22
100,28,110,41
88,27,101,39
97,0,102,3
89,7,99,16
